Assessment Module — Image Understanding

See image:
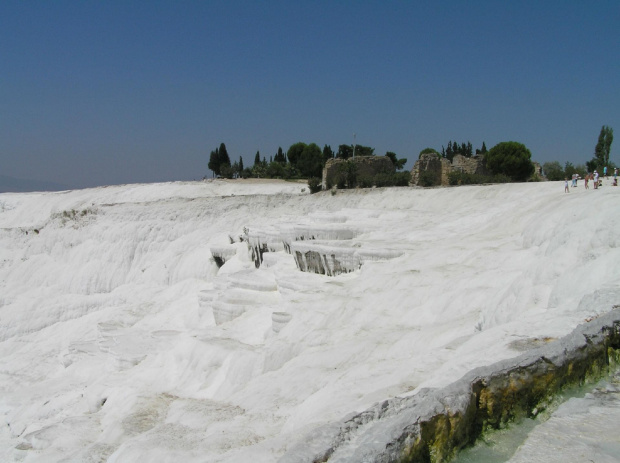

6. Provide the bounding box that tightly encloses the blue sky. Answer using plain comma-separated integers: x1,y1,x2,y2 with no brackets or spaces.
1,1,619,189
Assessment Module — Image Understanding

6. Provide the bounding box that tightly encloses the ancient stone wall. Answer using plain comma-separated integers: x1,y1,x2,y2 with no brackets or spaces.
452,154,489,176
322,156,395,189
410,153,452,186
411,153,489,186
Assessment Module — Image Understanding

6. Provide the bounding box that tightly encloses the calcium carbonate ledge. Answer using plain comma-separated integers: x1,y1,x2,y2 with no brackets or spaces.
279,306,620,463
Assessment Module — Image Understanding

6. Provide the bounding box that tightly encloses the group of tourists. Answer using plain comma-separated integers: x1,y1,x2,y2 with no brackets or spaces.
564,167,617,193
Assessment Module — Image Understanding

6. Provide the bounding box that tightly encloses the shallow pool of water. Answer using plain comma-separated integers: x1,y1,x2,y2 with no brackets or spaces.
451,367,620,463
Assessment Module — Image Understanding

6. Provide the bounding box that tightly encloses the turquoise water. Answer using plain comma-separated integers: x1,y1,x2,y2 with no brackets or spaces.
451,366,620,463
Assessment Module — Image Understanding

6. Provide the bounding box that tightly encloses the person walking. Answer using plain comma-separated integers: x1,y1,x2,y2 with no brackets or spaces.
585,174,589,189
565,178,570,193
594,170,599,189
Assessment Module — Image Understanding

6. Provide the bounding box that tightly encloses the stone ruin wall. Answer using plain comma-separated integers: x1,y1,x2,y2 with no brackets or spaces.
322,156,395,189
410,153,490,186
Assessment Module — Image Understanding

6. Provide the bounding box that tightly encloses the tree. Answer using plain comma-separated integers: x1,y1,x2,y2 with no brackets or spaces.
337,144,353,159
385,152,407,170
355,145,375,157
594,125,613,168
207,143,231,177
208,147,219,177
484,141,535,181
337,144,374,159
542,161,564,181
287,142,307,166
239,156,244,172
297,143,323,178
254,151,260,166
274,147,286,164
266,161,285,178
322,145,334,165
218,143,231,168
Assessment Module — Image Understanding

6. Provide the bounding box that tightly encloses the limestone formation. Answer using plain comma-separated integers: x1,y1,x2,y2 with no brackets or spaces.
279,306,620,463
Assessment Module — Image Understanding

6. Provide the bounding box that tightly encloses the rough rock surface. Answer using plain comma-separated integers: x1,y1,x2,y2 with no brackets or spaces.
322,157,395,189
410,153,452,186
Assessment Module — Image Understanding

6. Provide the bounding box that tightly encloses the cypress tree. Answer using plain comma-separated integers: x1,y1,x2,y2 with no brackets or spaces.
219,143,231,168
208,148,220,176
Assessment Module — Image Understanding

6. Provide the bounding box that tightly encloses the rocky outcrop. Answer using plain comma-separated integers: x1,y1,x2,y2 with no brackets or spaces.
322,157,395,189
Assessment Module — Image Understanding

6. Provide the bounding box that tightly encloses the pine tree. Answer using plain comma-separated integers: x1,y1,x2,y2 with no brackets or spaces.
254,151,260,166
239,156,244,172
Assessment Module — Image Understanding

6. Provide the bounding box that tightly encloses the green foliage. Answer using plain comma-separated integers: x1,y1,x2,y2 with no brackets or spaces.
208,148,219,176
374,173,395,187
274,147,286,164
475,141,488,155
218,143,231,167
355,145,375,157
419,170,439,187
297,143,323,178
266,161,285,178
593,125,614,169
419,147,439,157
337,144,353,159
322,145,334,165
385,152,407,170
393,171,411,186
287,142,307,166
566,162,587,179
207,143,232,177
254,151,261,166
586,158,598,173
220,163,234,179
542,161,589,182
336,160,358,188
337,144,374,159
484,141,535,181
358,174,374,188
308,177,322,194
542,161,564,181
448,171,511,185
442,141,473,161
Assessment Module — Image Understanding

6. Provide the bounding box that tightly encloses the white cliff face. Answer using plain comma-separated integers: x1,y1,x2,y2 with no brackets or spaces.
0,179,619,462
